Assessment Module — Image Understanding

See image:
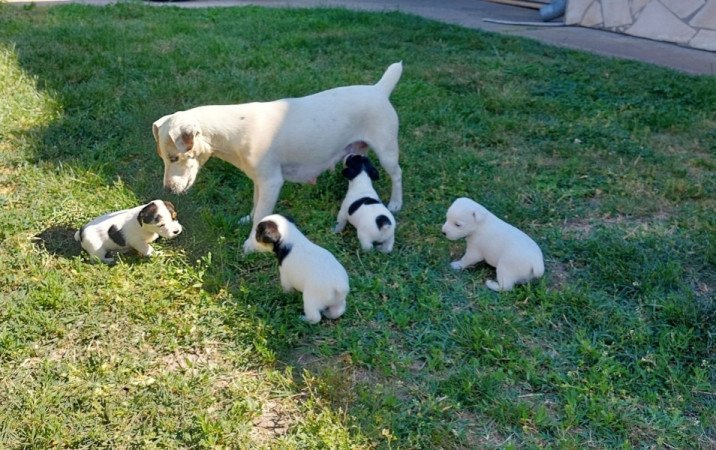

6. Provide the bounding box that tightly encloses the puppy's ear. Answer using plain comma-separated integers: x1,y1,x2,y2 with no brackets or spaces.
471,205,488,223
256,220,281,244
343,155,363,180
152,114,172,142
138,202,159,225
362,157,380,181
163,200,177,221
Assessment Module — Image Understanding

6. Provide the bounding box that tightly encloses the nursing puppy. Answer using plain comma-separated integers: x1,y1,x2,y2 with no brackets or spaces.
74,200,182,264
152,62,404,254
334,154,395,252
441,197,544,292
255,214,349,324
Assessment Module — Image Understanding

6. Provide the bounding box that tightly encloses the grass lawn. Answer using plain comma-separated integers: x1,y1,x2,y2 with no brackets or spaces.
1,2,714,448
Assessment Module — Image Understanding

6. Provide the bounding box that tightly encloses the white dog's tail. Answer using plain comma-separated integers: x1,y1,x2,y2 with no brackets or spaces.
375,62,403,96
74,229,81,242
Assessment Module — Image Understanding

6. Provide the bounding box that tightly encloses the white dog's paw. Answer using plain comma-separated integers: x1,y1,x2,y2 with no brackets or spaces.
242,238,257,254
238,214,252,225
142,246,155,257
387,199,402,213
485,280,503,292
332,223,344,234
450,260,464,270
300,314,321,325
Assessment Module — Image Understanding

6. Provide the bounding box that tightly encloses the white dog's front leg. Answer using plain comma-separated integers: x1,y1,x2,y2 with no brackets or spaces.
131,240,154,257
333,204,349,233
451,248,483,270
243,177,284,254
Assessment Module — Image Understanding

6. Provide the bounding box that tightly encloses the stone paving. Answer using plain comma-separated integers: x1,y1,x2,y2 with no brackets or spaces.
567,0,716,52
5,0,716,75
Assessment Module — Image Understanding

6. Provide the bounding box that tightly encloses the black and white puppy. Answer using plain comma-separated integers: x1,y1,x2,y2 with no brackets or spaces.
255,214,349,324
74,200,182,264
334,154,395,253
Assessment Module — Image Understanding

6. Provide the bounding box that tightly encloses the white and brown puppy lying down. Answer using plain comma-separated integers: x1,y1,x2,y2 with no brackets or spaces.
442,197,544,292
75,200,182,264
334,154,395,253
255,214,349,324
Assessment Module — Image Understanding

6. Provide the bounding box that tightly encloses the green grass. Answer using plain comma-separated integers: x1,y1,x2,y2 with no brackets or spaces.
1,2,715,448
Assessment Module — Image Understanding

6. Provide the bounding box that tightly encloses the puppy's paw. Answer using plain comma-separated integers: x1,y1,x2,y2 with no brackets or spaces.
242,238,257,254
141,246,155,257
450,260,464,270
300,314,321,325
238,214,252,225
332,223,345,234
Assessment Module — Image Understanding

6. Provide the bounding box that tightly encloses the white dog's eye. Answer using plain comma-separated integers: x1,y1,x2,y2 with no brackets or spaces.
169,155,179,163
455,222,463,228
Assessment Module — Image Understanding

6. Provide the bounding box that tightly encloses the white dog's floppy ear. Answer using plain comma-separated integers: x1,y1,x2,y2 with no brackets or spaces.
471,203,488,223
152,114,172,143
169,122,200,156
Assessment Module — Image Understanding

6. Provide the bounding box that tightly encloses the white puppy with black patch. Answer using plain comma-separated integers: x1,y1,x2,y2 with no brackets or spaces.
334,154,395,252
255,214,349,324
74,200,182,264
441,197,544,292
152,62,404,254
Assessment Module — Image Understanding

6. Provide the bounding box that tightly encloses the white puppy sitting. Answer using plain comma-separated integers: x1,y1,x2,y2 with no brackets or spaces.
74,200,183,264
334,154,395,253
441,197,544,292
255,214,349,324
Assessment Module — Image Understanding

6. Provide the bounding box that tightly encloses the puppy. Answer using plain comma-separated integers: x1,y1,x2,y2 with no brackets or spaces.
334,154,395,252
441,197,544,292
74,200,182,264
153,62,404,254
255,214,349,324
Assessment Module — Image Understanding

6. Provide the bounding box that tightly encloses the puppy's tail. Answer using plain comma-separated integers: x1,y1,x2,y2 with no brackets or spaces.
74,229,81,242
375,61,403,96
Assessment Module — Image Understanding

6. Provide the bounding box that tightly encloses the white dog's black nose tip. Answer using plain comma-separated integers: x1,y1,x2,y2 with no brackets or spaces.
173,229,181,235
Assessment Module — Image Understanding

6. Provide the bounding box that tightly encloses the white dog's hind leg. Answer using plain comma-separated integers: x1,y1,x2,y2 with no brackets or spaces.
378,235,394,253
323,301,346,320
373,138,402,212
358,232,375,251
300,297,323,324
486,264,517,292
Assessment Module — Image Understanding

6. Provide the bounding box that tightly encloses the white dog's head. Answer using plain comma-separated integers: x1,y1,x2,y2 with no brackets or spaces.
138,200,183,239
152,113,211,195
441,197,489,241
254,214,294,263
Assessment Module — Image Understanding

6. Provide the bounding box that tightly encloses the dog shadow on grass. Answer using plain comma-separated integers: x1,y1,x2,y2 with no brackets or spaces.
33,225,83,259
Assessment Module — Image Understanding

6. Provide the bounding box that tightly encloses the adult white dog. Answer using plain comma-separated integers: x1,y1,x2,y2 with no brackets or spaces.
153,62,404,253
441,197,544,292
74,200,182,264
255,214,349,324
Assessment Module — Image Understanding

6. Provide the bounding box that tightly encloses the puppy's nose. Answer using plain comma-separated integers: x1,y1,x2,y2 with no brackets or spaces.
442,230,447,235
173,229,181,235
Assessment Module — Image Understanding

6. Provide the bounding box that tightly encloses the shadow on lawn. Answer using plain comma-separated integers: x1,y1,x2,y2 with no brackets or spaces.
33,225,83,259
